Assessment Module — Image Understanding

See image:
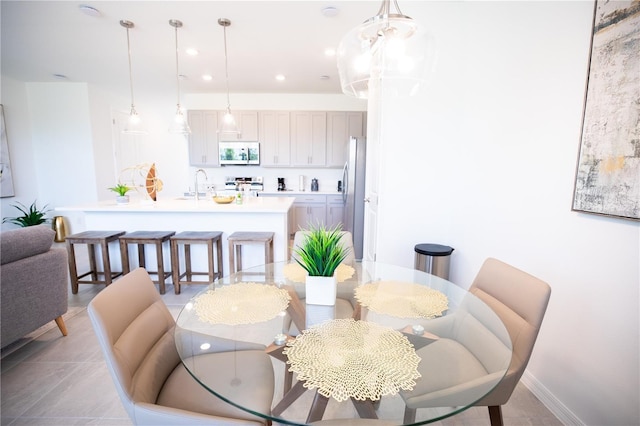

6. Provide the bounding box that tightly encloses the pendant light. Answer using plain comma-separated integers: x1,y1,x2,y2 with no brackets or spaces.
217,18,240,135
168,19,191,134
337,0,436,99
120,20,147,135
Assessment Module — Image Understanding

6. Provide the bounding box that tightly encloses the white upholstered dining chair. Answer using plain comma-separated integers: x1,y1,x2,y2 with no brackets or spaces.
401,258,551,426
88,267,274,425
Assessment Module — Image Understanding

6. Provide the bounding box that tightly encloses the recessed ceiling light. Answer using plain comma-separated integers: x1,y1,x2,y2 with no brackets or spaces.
320,75,330,80
78,5,101,17
186,48,199,56
52,73,68,80
202,74,213,81
321,6,339,17
178,74,187,81
275,74,285,81
324,48,336,57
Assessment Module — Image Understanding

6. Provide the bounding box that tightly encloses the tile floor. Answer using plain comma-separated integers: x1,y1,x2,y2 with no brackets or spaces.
1,245,563,426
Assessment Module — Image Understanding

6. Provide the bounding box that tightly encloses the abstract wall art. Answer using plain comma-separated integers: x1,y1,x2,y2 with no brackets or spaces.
572,0,640,221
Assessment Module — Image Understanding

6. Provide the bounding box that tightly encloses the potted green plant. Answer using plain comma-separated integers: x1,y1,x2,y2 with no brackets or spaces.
294,223,349,306
2,201,51,227
108,183,131,204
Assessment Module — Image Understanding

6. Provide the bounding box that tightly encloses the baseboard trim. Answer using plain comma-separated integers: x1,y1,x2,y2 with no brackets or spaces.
521,370,584,425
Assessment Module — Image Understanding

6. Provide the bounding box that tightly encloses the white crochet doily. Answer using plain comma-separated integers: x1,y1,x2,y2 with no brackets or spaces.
193,282,291,325
283,262,355,283
354,281,448,319
283,318,421,402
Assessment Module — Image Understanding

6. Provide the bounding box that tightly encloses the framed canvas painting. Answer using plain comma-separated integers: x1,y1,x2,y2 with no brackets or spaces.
0,104,15,198
572,0,640,221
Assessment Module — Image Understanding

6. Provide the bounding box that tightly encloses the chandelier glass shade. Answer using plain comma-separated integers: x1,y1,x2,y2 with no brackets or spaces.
217,18,239,135
337,0,436,99
169,19,191,135
120,20,147,135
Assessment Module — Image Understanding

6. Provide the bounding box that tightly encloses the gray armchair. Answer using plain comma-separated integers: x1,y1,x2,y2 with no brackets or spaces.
401,258,551,426
88,267,274,425
1,225,68,348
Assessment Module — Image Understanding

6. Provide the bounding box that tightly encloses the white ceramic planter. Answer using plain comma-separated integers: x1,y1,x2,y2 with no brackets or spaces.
305,275,337,306
116,195,130,204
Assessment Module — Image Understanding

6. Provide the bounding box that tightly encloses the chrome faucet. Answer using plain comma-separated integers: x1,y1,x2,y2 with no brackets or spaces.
194,169,208,201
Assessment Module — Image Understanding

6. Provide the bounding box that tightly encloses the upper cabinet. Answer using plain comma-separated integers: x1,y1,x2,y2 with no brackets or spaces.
188,109,366,168
218,111,259,142
187,110,219,167
326,112,365,167
259,111,291,167
290,111,327,167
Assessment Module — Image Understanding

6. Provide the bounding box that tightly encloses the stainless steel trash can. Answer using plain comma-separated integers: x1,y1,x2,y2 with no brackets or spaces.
414,243,454,280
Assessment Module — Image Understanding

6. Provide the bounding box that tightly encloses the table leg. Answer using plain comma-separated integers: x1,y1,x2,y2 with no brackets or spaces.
306,391,329,423
272,380,308,416
351,398,379,419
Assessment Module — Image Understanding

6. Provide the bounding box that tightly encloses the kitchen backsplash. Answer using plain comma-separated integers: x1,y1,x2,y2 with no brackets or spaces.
188,165,343,194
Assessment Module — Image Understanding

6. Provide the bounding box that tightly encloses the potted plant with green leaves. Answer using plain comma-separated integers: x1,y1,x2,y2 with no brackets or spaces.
108,183,131,204
294,223,349,306
2,201,51,227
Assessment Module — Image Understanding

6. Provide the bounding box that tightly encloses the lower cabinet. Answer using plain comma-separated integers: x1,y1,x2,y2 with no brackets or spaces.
259,193,345,238
293,195,327,234
326,195,345,229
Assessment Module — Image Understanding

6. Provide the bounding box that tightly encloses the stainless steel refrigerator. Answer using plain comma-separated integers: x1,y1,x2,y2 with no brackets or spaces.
341,136,366,260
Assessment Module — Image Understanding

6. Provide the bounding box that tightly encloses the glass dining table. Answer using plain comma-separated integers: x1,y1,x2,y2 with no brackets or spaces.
174,261,512,425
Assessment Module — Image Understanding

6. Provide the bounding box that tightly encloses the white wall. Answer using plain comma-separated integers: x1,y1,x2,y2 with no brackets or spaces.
373,2,639,425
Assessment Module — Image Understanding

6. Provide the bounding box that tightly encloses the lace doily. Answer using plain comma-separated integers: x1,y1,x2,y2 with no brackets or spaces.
283,318,421,401
283,263,355,283
354,281,448,319
193,283,290,325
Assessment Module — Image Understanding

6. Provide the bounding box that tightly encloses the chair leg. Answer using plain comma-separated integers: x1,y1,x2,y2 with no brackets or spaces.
54,316,68,336
404,406,417,424
488,405,504,426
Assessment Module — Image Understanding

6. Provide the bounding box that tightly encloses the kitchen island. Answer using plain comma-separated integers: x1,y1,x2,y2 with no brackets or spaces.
56,196,295,277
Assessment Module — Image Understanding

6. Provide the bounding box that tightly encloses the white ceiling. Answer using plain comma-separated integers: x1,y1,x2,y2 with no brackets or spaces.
1,1,383,98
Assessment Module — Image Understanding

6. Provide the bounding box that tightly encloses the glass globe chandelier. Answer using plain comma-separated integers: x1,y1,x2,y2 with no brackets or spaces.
337,0,436,99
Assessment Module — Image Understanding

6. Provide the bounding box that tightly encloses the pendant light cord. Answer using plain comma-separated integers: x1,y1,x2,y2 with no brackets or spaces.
125,26,136,110
174,25,180,106
222,23,232,112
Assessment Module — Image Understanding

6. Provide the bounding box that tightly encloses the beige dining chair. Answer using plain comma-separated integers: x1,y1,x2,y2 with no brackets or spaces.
401,257,551,426
291,230,356,265
88,267,275,426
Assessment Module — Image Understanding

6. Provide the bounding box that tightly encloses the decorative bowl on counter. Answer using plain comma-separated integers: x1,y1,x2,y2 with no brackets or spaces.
212,195,235,204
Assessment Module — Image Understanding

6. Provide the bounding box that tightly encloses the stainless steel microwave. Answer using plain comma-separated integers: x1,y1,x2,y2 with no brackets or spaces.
219,142,260,165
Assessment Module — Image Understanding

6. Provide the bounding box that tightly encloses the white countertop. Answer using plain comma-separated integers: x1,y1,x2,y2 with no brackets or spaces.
259,190,343,196
56,196,295,214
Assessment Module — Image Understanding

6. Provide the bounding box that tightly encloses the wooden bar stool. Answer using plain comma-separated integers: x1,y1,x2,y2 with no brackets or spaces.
228,231,274,274
119,231,175,294
65,230,126,294
170,231,223,294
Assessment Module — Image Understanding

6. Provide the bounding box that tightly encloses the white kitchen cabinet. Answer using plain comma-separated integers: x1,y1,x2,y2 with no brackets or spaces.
259,111,291,167
292,194,326,235
188,110,220,167
326,195,346,229
218,110,259,141
326,112,365,167
290,112,327,167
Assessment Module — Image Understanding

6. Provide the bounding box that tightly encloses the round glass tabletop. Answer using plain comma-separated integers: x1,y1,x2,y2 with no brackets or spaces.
175,261,512,425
